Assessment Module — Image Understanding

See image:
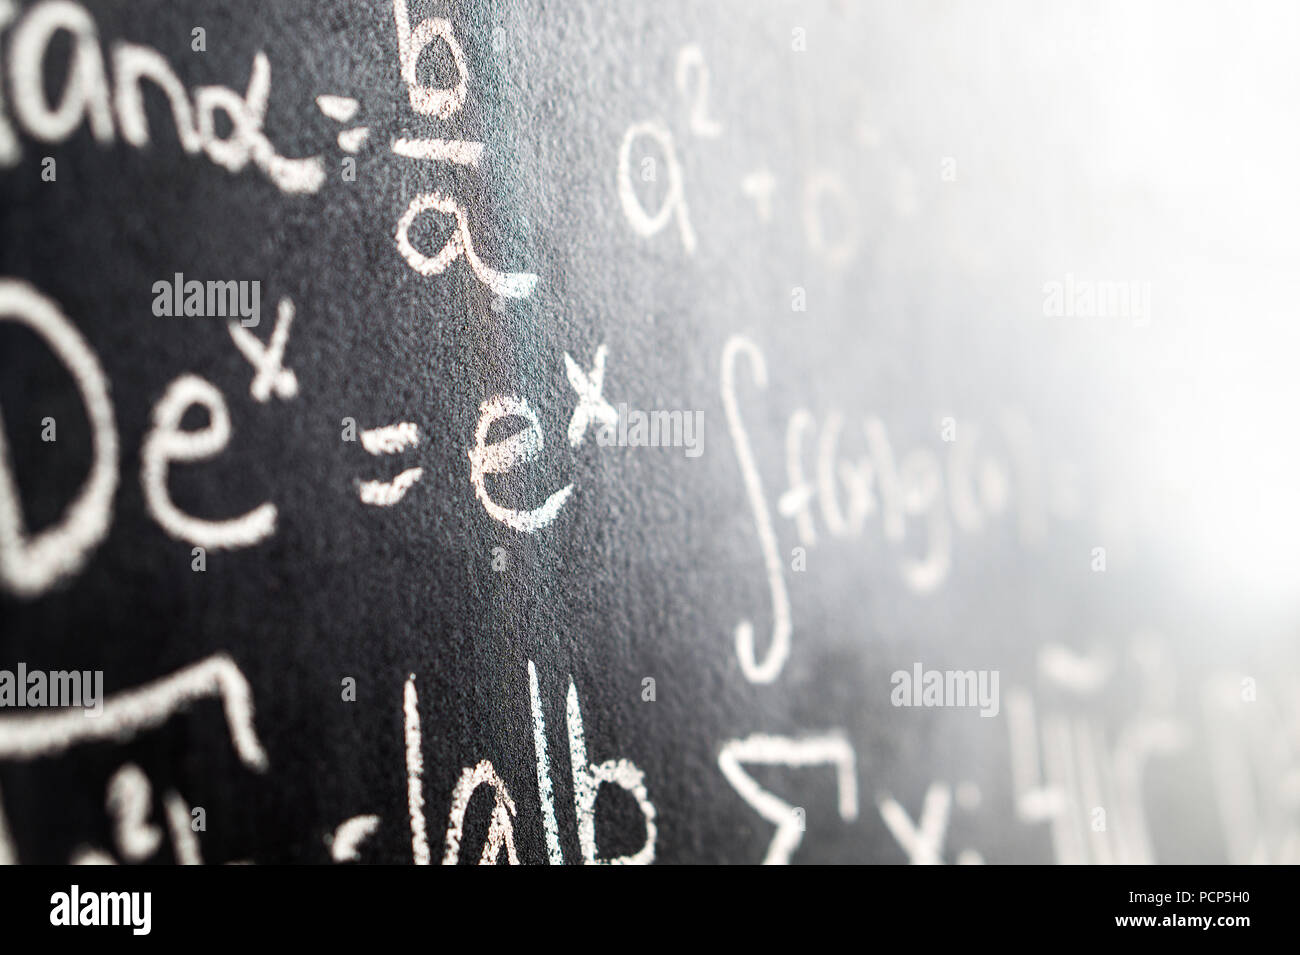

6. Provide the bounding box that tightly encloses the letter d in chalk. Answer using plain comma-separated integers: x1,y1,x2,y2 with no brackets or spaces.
0,281,118,598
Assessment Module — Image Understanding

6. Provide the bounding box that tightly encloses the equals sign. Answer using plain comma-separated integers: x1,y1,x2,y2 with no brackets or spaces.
357,422,423,506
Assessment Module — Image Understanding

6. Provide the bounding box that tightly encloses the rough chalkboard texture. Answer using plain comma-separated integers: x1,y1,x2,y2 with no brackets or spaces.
0,0,1287,865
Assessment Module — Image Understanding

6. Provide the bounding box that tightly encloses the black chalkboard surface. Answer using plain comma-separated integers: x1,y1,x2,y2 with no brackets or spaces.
1,0,1296,865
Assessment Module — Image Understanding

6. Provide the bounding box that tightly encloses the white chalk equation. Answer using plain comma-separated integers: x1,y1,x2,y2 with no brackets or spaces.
0,655,267,865
0,280,302,598
0,3,1289,868
0,2,536,297
1005,638,1189,865
719,333,1079,685
340,342,633,527
387,1,537,298
0,1,324,191
394,663,657,865
615,44,915,268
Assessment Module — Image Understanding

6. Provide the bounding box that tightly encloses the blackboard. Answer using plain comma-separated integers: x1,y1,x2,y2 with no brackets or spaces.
1,0,1296,865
